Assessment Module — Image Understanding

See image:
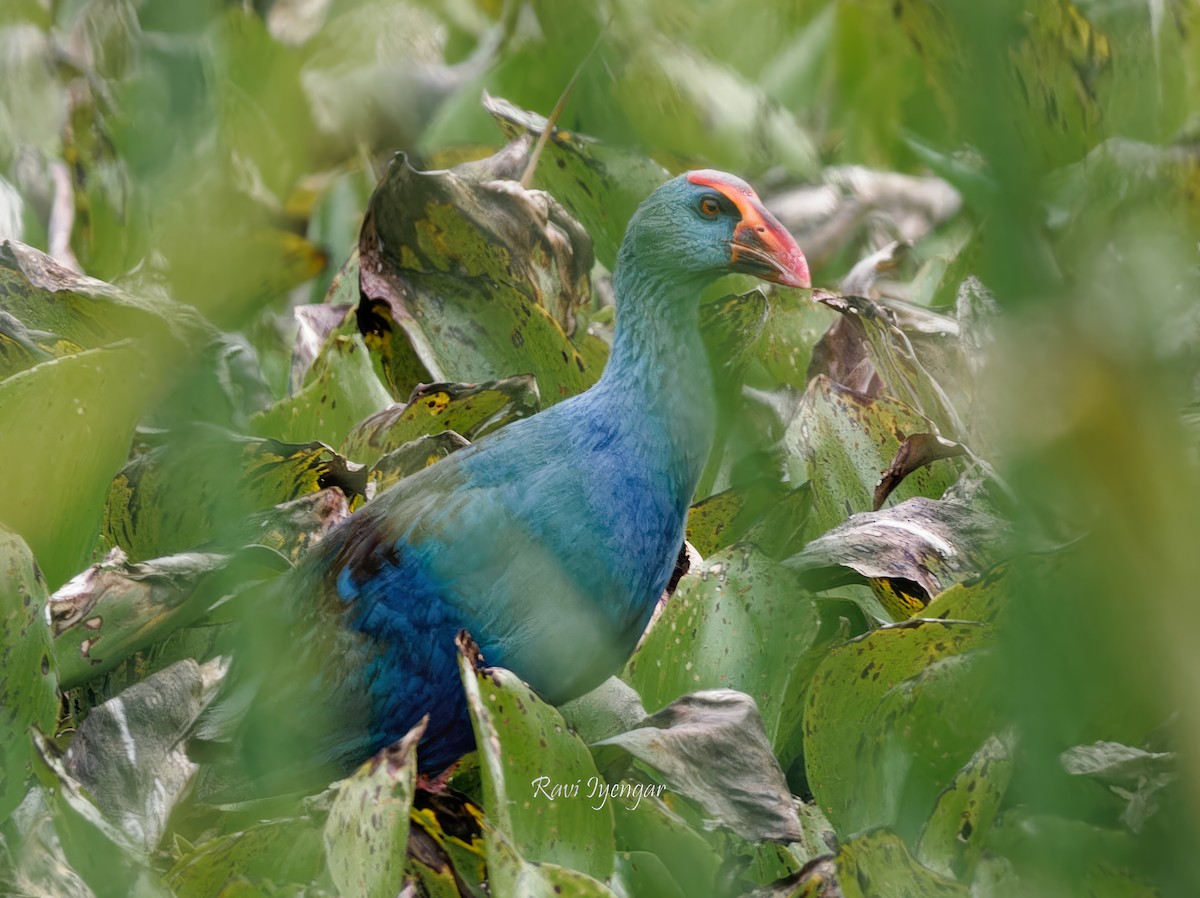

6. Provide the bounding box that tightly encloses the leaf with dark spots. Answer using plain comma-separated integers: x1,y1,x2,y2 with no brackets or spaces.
916,734,1014,879
359,154,599,404
874,433,968,509
785,497,1006,619
235,486,353,561
836,828,968,898
342,377,539,467
0,525,57,823
803,618,999,840
290,303,355,392
483,93,670,270
811,291,965,439
323,718,423,898
102,427,367,562
0,240,214,376
64,658,227,851
456,636,615,884
593,690,802,844
51,546,288,690
251,333,393,445
685,489,747,558
369,431,472,494
625,545,863,771
741,856,843,898
700,289,770,371
784,376,959,539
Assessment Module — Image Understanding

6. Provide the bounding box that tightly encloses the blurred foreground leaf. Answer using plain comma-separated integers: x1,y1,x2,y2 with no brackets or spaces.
64,658,226,852
0,525,57,823
0,342,158,587
103,428,366,562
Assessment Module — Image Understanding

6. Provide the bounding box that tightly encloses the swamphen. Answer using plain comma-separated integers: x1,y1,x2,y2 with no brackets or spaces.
224,170,810,791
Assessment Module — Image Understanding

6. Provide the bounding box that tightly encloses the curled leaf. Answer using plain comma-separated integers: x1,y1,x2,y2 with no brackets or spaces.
594,690,803,844
64,658,227,851
874,433,968,510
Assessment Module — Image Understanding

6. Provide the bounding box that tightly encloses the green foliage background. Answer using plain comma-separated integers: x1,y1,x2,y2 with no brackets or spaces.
2,0,1200,896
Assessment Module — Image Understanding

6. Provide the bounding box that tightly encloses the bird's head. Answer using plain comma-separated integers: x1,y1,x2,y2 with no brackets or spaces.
619,169,811,290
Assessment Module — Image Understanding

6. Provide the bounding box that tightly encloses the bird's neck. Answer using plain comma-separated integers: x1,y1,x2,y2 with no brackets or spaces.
595,260,716,498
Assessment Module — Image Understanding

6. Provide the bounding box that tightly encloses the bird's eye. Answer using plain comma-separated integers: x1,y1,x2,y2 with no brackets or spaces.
699,196,721,217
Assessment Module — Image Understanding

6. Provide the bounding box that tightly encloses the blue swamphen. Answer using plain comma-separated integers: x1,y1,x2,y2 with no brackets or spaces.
221,170,810,791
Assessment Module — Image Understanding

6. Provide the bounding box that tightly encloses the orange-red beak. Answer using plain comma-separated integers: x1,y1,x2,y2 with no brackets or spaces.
687,170,811,289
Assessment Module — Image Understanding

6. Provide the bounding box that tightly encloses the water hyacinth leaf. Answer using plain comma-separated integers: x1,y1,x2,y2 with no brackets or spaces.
741,856,840,898
369,431,471,493
0,525,57,823
289,302,355,391
323,720,422,898
684,489,746,558
784,375,959,539
874,433,967,509
805,311,882,398
103,428,367,562
594,690,802,844
235,487,352,561
922,559,1010,625
166,816,327,898
64,658,226,852
1060,740,1176,833
785,497,1005,619
803,619,997,840
557,676,648,746
624,545,862,768
916,734,1014,880
486,836,618,898
342,377,539,467
50,546,287,691
613,850,686,898
29,731,170,896
0,240,210,369
609,793,723,898
359,155,599,405
812,291,964,439
12,791,100,898
0,342,158,587
250,334,392,445
456,634,615,883
483,93,670,269
750,299,839,391
701,289,770,372
836,827,968,898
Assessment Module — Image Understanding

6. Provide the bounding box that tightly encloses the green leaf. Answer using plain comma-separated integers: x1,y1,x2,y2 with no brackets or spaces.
483,94,670,270
342,377,539,467
609,793,723,898
250,334,392,446
613,850,686,898
50,547,287,691
360,155,600,405
0,342,158,587
456,635,616,883
0,525,57,823
0,240,211,378
785,375,959,540
916,733,1014,881
836,827,969,898
624,545,863,769
803,618,998,841
323,721,421,898
102,428,366,562
368,431,471,494
166,817,326,898
684,489,746,558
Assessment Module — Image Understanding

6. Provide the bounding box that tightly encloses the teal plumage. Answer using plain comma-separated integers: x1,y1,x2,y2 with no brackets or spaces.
224,170,810,787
